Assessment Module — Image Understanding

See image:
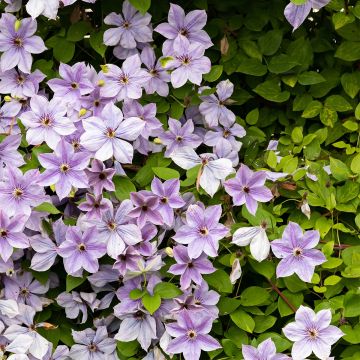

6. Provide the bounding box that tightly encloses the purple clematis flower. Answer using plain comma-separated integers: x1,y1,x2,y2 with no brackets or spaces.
103,0,152,50
0,211,29,262
57,226,106,276
56,291,88,324
173,204,228,259
141,46,170,97
283,306,343,360
166,311,220,360
85,159,116,196
242,338,291,360
19,95,76,149
159,118,203,157
169,245,215,289
37,139,90,201
0,135,24,178
0,68,45,98
271,222,326,282
80,102,144,163
78,193,112,220
0,100,21,134
100,54,150,100
0,14,46,73
47,62,94,103
70,326,117,360
164,37,211,88
284,0,330,30
155,3,212,52
151,177,185,226
224,164,273,215
199,80,236,127
113,245,142,275
0,166,46,217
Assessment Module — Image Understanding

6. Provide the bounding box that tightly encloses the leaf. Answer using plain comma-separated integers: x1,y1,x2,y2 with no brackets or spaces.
152,167,180,180
129,289,146,300
117,340,139,357
268,54,299,74
142,293,161,315
34,202,60,214
89,30,107,57
203,65,223,82
203,269,233,293
335,41,360,61
237,59,267,76
66,275,86,292
341,73,360,98
240,286,270,306
153,283,182,299
113,176,136,200
330,157,351,181
278,291,303,317
258,30,283,56
325,95,352,112
129,0,151,13
230,309,255,333
350,153,360,174
253,80,290,102
53,38,75,63
298,71,325,85
254,315,277,333
67,21,92,42
344,293,360,317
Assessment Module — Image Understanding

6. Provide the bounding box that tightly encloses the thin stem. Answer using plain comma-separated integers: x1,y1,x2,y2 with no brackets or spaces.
268,279,297,313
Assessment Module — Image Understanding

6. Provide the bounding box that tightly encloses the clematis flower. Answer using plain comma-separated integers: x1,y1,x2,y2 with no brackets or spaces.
3,0,22,13
78,193,112,220
113,245,142,275
56,291,88,324
284,0,330,30
0,14,46,73
0,211,29,262
171,147,234,197
159,118,202,157
37,139,90,201
232,224,270,262
80,102,144,163
0,135,24,179
283,306,343,360
271,222,326,282
199,80,236,127
224,164,273,215
150,177,185,226
25,0,59,19
242,338,291,360
19,95,76,149
57,226,107,276
169,245,215,289
100,54,150,101
28,344,70,360
0,100,21,134
84,159,116,196
166,311,220,360
155,3,212,52
173,204,228,259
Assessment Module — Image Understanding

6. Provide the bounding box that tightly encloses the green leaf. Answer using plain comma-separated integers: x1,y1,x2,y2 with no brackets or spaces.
298,71,326,85
290,0,307,4
53,38,75,63
344,293,360,317
218,297,241,315
291,127,303,144
89,30,107,57
33,202,60,214
350,153,360,174
237,59,267,76
278,291,303,317
230,309,255,333
330,157,350,181
67,21,92,42
240,286,270,306
129,0,151,13
248,259,275,280
152,167,180,180
258,30,283,56
203,65,223,82
324,275,342,286
66,275,86,292
142,293,161,315
325,95,352,112
153,283,182,299
113,176,136,200
341,73,360,98
203,269,233,293
268,54,299,74
335,41,360,61
254,315,277,333
253,80,290,102
117,340,139,357
129,289,146,300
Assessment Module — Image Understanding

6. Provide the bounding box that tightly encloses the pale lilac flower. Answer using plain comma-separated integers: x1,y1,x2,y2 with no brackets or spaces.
28,345,70,360
169,245,215,289
166,311,220,360
19,95,76,149
171,147,234,197
47,62,94,103
155,3,212,52
0,14,46,73
0,166,46,217
141,46,170,96
159,118,202,157
85,159,116,196
25,0,59,19
57,226,106,276
69,326,117,360
164,37,211,88
80,102,144,163
103,0,152,50
0,135,24,178
284,0,330,30
37,139,90,201
242,338,291,360
56,291,88,324
224,164,273,215
3,0,22,13
230,258,242,284
0,99,22,134
151,177,185,226
100,54,150,101
0,211,28,262
232,224,270,262
214,139,239,167
173,204,228,259
81,87,113,117
113,245,142,275
283,306,343,360
271,222,326,282
115,309,157,351
0,69,45,98
199,80,236,127
78,193,112,220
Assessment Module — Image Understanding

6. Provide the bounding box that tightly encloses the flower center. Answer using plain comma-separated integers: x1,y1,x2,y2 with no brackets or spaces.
88,343,98,352
243,186,250,193
20,288,29,297
94,100,100,107
181,56,191,66
308,328,318,339
175,136,183,142
194,297,201,305
134,310,145,319
17,75,25,84
160,197,168,204
106,128,116,138
142,205,148,211
188,262,194,268
107,221,117,231
199,227,208,236
94,202,100,208
13,37,23,47
223,129,231,138
71,82,78,89
72,140,80,150
13,187,23,198
122,21,130,29
41,116,52,126
187,329,197,339
0,229,7,237
99,172,106,180
149,68,158,76
78,243,86,251
60,163,70,173
119,75,129,84
180,28,189,37
293,247,303,257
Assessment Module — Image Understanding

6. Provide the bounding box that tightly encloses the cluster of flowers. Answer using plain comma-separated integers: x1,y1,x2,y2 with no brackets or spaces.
0,0,341,360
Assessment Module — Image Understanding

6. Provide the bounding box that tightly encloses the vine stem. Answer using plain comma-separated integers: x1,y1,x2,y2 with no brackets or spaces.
267,279,297,313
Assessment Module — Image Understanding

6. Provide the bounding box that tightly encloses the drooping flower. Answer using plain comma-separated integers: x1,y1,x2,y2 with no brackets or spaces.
283,306,343,360
173,204,228,258
150,177,185,226
169,245,215,289
284,0,330,30
19,95,76,149
37,139,90,201
57,226,107,276
80,102,144,163
0,14,46,73
166,311,221,360
224,164,273,215
84,159,116,196
25,0,59,19
271,222,326,282
242,338,291,360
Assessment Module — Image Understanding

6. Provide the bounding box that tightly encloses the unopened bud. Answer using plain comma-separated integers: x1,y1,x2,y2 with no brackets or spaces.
78,108,87,117
50,184,56,192
153,137,162,145
165,247,173,257
4,96,12,102
100,65,109,73
14,19,21,32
